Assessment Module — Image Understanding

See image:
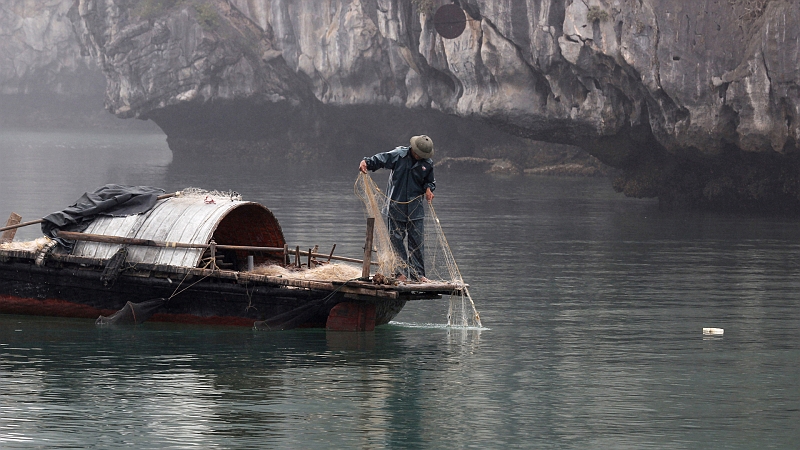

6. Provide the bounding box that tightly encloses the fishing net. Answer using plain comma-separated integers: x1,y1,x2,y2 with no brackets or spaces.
251,263,362,281
175,187,242,202
354,173,482,328
95,298,168,325
0,236,53,252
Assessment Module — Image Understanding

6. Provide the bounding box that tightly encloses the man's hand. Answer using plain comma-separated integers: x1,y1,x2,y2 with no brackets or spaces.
359,160,368,173
425,188,434,203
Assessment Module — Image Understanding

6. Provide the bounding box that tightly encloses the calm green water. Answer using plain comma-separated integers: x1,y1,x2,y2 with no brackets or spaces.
1,129,799,448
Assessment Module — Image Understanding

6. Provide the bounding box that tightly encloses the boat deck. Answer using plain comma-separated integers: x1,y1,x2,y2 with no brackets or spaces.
0,247,465,301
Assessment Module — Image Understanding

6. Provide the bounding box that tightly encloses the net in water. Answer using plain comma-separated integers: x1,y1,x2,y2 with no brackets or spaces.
95,298,167,326
355,173,482,328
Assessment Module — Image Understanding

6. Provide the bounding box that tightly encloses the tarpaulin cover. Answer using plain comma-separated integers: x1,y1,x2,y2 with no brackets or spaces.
42,184,165,246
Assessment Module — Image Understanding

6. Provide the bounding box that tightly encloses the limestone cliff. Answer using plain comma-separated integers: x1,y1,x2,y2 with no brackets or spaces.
0,0,152,129
0,0,99,96
73,0,800,211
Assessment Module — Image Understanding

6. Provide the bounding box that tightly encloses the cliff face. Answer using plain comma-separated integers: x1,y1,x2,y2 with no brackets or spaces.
74,0,800,211
0,0,103,96
0,0,154,129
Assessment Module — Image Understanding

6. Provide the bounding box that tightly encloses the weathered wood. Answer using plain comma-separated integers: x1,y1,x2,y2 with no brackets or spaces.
295,246,300,268
57,230,211,249
55,231,378,265
0,248,458,299
326,302,376,332
309,251,377,265
327,244,336,262
362,218,375,278
1,246,451,296
390,282,466,293
209,240,217,269
1,213,22,243
0,258,416,327
0,218,42,234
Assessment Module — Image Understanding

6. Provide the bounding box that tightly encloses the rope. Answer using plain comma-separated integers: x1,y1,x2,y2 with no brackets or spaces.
167,258,215,300
128,302,138,324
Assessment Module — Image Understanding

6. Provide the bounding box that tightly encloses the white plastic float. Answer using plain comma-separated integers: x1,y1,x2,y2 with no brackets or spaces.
703,327,724,335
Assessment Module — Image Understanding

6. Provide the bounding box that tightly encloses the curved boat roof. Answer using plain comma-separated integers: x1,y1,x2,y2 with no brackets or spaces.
72,194,285,268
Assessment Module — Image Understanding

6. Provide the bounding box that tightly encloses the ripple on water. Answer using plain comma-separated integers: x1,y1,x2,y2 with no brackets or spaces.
1,136,799,448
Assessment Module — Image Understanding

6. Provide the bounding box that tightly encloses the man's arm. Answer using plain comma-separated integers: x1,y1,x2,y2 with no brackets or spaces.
359,147,407,173
425,165,435,203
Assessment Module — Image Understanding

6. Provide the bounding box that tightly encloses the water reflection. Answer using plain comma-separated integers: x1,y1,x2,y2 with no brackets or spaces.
1,316,490,448
1,129,799,448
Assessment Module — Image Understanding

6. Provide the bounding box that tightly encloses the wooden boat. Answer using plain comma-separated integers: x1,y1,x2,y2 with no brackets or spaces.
0,190,463,330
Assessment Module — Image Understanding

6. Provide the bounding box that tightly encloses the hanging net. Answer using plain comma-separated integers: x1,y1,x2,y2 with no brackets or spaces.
95,298,168,325
355,173,482,328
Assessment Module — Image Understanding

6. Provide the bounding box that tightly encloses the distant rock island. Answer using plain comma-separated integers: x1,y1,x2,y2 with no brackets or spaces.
2,1,799,212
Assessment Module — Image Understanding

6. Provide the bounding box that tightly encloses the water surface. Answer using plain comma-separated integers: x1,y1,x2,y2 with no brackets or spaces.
1,129,798,448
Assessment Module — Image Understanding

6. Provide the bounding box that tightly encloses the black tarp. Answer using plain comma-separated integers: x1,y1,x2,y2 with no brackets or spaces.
42,184,165,247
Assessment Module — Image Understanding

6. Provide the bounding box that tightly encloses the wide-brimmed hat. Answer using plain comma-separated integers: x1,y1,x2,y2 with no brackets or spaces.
410,135,434,159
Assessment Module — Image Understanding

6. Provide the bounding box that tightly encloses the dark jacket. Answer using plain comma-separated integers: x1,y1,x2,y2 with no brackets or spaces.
363,146,435,221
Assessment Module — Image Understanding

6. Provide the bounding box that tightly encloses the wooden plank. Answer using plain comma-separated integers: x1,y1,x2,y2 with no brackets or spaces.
37,253,463,300
41,252,465,294
0,216,39,234
0,249,38,260
362,218,375,278
151,197,197,266
327,244,336,262
58,230,208,249
387,282,466,293
50,250,461,297
1,213,22,244
57,230,378,265
78,215,123,259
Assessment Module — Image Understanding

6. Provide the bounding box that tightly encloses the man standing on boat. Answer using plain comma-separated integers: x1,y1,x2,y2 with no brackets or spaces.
359,135,435,282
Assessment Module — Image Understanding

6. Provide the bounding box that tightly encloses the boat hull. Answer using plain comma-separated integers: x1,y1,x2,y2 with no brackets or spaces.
0,261,407,328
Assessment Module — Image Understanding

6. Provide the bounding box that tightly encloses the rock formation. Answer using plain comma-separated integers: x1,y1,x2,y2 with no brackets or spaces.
0,0,102,126
68,0,800,211
0,0,99,96
0,0,160,129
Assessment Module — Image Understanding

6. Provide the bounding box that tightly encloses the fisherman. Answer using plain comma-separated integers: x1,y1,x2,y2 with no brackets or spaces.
359,135,435,282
